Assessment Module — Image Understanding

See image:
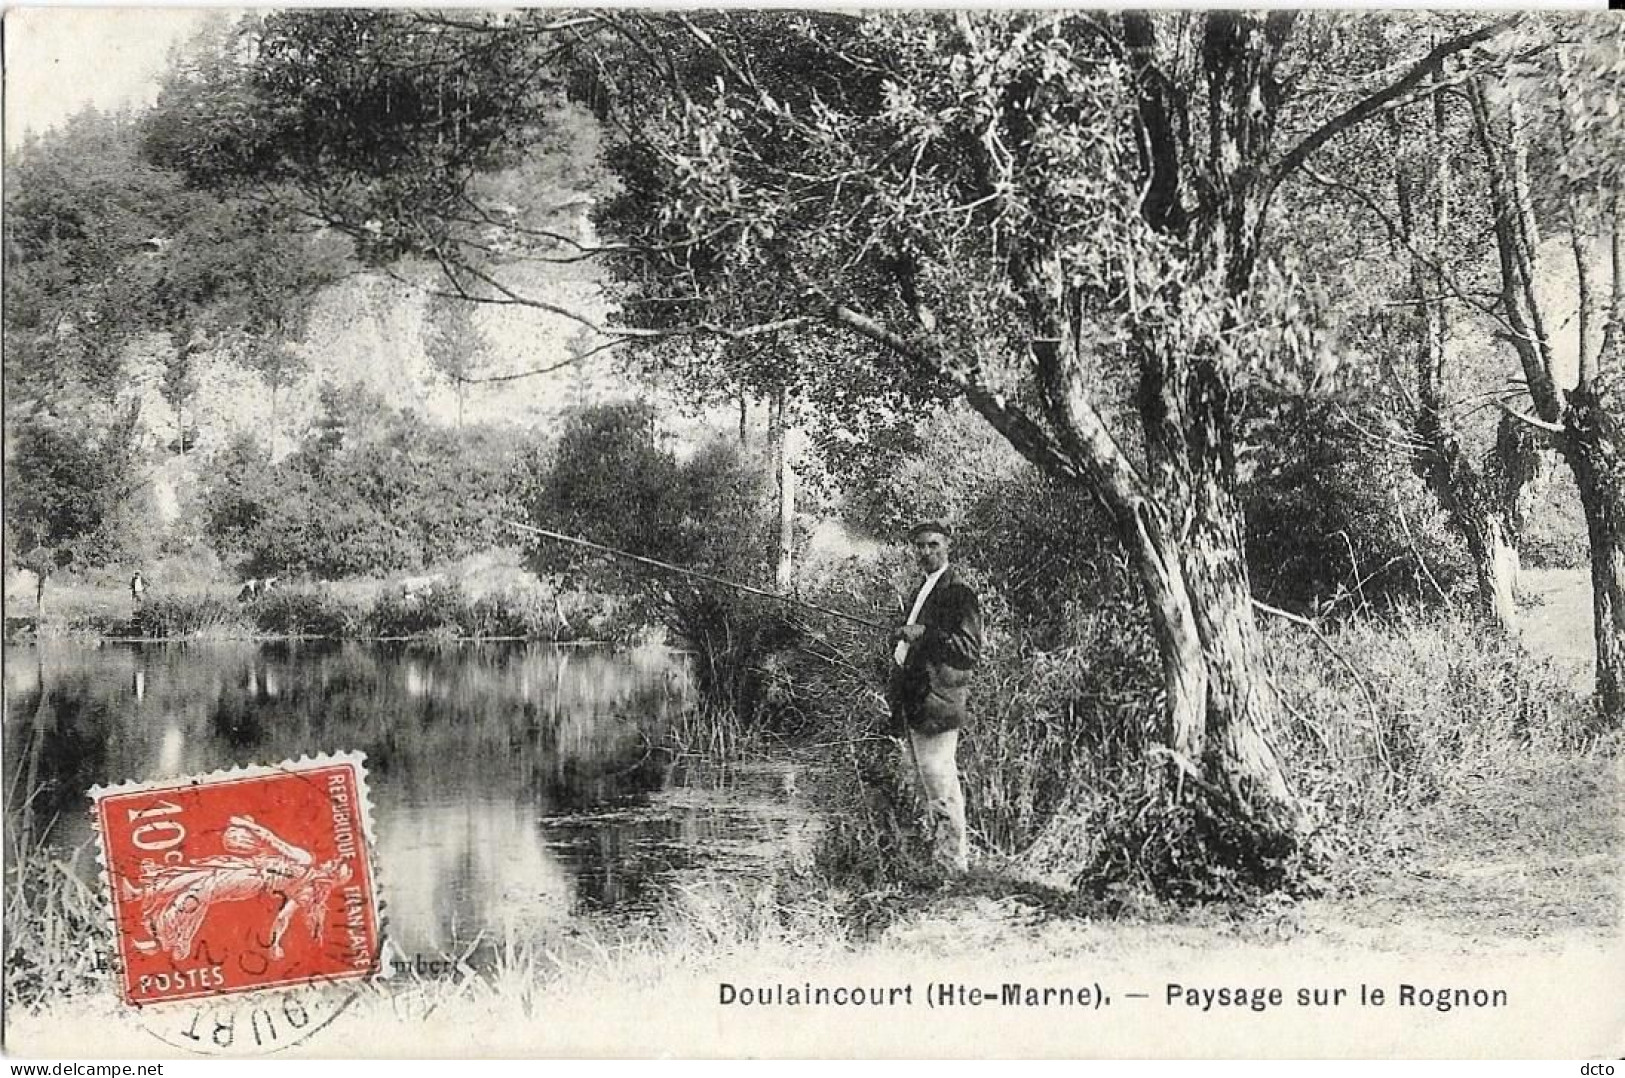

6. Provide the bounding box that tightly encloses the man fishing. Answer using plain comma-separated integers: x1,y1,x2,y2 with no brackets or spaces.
887,521,982,876
504,515,984,874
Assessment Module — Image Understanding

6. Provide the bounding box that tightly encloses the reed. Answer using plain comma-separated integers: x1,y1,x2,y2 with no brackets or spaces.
3,837,113,1009
133,594,255,638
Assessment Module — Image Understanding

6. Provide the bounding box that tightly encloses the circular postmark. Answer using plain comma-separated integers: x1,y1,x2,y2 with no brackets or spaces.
137,980,361,1056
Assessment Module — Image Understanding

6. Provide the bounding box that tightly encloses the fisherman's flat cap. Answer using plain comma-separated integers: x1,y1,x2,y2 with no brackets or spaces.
907,520,952,540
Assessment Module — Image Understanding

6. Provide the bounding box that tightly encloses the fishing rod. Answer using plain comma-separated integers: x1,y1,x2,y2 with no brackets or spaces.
501,519,889,631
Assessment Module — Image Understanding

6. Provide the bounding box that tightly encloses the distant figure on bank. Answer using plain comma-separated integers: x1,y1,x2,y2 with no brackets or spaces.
885,521,982,876
130,570,146,607
237,577,277,602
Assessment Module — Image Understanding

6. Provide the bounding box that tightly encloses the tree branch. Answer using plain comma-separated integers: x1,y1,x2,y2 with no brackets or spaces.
1301,163,1503,325
1495,400,1566,437
1267,16,1519,195
1468,76,1565,422
823,302,1083,484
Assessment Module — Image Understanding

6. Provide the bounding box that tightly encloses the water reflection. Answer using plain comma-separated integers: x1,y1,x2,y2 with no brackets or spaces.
4,641,815,954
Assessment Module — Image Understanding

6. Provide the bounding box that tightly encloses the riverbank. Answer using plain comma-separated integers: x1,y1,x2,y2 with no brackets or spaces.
4,571,637,645
6,747,1619,1056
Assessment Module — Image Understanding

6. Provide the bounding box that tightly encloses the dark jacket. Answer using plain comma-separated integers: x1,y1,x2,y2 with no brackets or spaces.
887,566,983,735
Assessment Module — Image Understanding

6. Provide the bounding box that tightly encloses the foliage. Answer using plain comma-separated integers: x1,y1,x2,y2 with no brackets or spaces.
523,399,775,589
1243,399,1473,612
517,399,791,703
143,11,597,266
250,586,370,638
5,105,350,574
4,403,149,569
201,390,530,578
139,8,1563,855
101,582,588,641
5,113,176,569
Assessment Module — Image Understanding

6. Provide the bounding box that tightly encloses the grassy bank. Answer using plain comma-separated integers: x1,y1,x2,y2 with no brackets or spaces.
805,603,1609,903
651,548,1611,907
4,577,634,644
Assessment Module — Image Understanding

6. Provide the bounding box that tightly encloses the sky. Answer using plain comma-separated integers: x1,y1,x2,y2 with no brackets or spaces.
4,7,217,148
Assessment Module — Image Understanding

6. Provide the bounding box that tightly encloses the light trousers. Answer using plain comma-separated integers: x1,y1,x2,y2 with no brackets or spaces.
904,726,969,874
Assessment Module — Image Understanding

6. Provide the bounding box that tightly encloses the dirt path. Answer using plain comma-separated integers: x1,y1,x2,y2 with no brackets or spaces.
1520,567,1593,689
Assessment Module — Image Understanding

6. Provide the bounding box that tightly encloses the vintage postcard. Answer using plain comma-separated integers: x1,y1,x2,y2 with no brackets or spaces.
4,6,1622,1060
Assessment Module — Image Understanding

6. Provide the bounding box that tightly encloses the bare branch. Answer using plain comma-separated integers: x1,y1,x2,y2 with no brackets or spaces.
1268,17,1519,195
1469,76,1565,422
1495,400,1566,437
1300,163,1503,325
461,354,590,386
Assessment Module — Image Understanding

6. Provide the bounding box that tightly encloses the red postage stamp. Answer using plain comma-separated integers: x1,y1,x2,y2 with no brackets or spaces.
91,753,382,1007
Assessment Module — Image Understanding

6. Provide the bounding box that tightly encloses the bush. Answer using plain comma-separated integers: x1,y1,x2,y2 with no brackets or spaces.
252,586,368,637
660,591,802,728
121,581,595,641
134,594,253,638
367,579,473,637
466,588,558,639
1244,399,1472,613
200,394,531,579
522,403,785,689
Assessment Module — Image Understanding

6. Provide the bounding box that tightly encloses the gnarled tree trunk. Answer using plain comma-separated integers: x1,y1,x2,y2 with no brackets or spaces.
1564,382,1625,718
1472,76,1625,720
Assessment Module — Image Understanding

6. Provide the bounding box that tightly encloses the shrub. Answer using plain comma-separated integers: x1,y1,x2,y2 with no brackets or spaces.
367,579,473,637
252,587,368,637
200,396,531,579
1244,399,1472,613
134,594,253,638
463,587,593,640
118,580,614,641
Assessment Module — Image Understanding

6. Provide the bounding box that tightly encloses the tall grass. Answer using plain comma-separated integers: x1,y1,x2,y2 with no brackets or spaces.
134,594,254,638
1261,606,1599,829
795,575,1603,903
4,840,113,1009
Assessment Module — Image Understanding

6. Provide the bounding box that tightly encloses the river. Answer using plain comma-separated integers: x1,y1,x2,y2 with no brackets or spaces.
3,640,817,957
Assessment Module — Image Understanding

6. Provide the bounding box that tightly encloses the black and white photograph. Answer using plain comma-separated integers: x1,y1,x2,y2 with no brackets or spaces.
3,6,1622,1060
